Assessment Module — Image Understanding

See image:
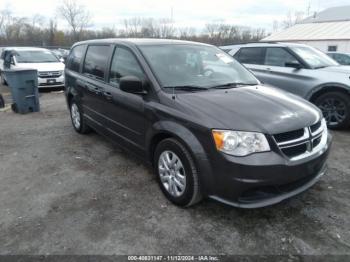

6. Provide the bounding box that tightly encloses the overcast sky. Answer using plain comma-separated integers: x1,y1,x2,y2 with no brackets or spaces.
1,0,350,32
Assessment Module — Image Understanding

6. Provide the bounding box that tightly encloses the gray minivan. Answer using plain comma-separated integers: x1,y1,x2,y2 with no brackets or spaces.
64,39,331,208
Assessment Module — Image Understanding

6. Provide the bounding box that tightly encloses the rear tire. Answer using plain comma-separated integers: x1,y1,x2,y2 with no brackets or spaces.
69,99,91,134
315,92,350,129
154,138,202,207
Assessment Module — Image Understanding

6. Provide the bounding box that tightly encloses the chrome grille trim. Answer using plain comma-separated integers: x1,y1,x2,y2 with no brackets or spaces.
277,127,309,147
38,71,62,78
273,119,328,161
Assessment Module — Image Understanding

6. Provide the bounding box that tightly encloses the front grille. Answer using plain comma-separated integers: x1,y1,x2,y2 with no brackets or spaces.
281,143,307,158
274,129,304,143
313,135,322,148
310,121,321,133
273,120,325,160
38,71,62,78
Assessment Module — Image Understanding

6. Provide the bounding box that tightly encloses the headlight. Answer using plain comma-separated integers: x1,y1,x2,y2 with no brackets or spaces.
212,130,270,156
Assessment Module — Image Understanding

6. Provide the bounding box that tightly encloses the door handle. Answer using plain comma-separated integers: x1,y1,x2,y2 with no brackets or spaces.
85,83,101,95
103,91,113,100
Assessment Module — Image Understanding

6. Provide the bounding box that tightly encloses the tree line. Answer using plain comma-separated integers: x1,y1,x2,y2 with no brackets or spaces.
0,0,268,48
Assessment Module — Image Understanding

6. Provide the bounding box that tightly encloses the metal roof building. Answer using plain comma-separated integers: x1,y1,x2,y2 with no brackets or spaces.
262,6,350,53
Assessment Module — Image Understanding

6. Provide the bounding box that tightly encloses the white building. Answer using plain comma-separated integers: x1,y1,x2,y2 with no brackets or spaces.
262,6,350,53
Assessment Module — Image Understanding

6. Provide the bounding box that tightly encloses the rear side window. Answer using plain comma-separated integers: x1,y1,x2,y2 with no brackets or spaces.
235,47,265,65
265,48,298,67
83,45,110,80
109,47,145,87
67,45,86,72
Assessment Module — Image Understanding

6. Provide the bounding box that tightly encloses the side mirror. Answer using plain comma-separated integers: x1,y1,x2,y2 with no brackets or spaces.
285,62,302,69
119,76,146,94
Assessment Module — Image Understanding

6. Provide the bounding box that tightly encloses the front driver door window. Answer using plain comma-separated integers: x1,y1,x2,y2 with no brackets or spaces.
263,48,307,96
265,47,300,67
102,46,147,154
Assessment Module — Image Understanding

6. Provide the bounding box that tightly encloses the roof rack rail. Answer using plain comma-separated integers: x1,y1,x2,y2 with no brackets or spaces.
220,41,279,46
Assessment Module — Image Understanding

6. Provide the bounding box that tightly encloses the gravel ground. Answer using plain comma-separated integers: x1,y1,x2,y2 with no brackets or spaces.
0,86,350,256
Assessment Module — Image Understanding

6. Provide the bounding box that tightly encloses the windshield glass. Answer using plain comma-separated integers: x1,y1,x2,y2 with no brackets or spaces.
14,50,60,63
291,46,339,69
139,44,259,89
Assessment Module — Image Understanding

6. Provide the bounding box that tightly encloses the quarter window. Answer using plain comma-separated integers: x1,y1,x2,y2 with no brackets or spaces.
109,47,145,87
265,48,299,67
67,45,86,73
83,45,110,80
235,47,265,65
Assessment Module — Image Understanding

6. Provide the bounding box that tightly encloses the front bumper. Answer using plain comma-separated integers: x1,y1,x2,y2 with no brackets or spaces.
207,133,332,208
38,75,64,88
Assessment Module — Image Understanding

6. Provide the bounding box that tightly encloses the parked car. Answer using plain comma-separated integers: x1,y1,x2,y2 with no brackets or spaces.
51,48,69,63
221,43,350,129
327,52,350,65
0,47,65,88
65,39,331,208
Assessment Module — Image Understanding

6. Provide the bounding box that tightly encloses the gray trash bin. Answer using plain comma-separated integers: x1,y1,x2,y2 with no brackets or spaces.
4,69,40,114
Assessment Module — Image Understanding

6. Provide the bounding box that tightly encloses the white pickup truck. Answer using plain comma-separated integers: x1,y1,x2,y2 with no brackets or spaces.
0,47,65,88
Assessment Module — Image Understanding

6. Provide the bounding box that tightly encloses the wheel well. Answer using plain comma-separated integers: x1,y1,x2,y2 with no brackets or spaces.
310,86,350,103
149,132,173,163
67,93,73,106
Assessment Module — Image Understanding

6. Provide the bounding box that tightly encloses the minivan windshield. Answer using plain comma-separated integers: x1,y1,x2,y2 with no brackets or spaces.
14,50,60,63
291,46,339,69
139,44,259,89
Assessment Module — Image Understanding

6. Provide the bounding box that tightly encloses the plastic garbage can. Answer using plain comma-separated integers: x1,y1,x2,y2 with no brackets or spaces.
4,69,40,114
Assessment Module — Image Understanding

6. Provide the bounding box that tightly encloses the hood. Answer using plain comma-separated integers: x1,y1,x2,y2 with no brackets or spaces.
319,65,350,74
176,85,322,134
15,62,65,72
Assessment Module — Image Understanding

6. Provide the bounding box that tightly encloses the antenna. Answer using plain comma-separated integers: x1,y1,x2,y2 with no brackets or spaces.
172,86,176,100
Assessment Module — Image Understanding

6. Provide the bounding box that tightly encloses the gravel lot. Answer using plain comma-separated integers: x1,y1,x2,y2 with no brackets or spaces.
0,85,350,255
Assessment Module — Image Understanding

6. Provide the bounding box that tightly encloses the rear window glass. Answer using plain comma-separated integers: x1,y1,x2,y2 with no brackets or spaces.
83,45,110,80
67,45,86,72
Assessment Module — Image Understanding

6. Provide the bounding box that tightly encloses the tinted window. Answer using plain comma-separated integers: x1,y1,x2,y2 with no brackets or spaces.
109,47,145,87
265,48,299,67
235,48,264,65
67,45,86,72
83,45,110,80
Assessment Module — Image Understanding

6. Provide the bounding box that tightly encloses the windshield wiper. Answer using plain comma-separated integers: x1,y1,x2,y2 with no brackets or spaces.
163,85,208,92
209,82,257,89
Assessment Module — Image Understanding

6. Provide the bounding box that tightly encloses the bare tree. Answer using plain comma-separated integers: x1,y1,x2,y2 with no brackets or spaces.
282,11,305,29
178,27,196,39
57,0,92,41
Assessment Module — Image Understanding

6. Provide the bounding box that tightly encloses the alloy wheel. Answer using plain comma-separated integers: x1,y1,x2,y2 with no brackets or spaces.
318,97,347,126
158,150,186,197
71,103,81,130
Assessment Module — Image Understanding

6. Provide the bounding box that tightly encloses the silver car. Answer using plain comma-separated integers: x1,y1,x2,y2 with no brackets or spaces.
222,43,350,129
327,52,350,66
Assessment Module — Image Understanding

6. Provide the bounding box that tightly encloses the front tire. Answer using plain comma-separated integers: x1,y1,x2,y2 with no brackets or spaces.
69,99,91,134
0,71,7,85
154,138,202,207
315,92,350,129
